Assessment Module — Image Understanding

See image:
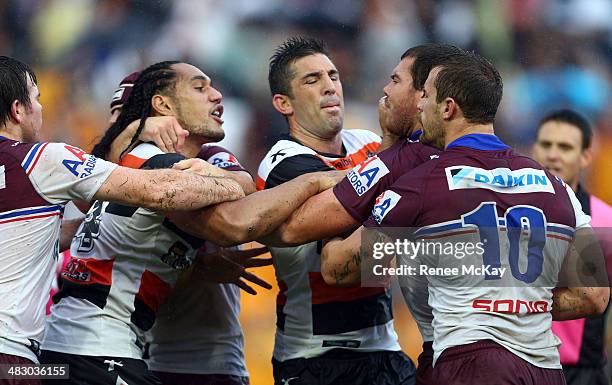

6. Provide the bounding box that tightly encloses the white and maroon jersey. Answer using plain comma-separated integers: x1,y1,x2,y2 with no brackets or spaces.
0,137,116,362
258,130,402,361
146,146,248,376
365,134,590,369
43,143,200,359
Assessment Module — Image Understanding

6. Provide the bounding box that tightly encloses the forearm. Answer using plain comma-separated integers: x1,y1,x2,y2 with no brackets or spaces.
97,167,244,212
170,173,322,246
260,185,358,247
59,219,83,252
321,229,364,286
552,286,610,320
107,120,140,162
218,170,256,195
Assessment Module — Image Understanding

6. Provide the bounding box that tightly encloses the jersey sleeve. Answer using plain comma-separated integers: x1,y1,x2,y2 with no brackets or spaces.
197,144,247,173
264,154,333,189
27,142,118,204
334,141,439,223
363,170,424,229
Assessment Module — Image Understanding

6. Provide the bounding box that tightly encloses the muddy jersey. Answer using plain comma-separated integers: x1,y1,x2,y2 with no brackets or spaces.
147,145,248,376
42,143,201,359
365,134,589,369
258,130,402,361
0,137,116,362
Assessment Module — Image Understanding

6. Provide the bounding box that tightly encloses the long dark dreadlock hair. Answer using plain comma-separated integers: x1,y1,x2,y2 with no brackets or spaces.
92,60,181,160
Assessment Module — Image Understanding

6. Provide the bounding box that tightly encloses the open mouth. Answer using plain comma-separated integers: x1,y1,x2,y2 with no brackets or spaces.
210,104,224,124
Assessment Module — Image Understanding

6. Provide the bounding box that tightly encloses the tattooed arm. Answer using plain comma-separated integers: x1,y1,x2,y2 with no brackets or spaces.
321,227,366,286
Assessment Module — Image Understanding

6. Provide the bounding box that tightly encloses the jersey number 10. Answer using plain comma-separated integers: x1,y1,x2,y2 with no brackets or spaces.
462,202,546,284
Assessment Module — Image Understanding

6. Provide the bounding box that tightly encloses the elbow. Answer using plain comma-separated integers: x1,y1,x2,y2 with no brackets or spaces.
592,287,610,315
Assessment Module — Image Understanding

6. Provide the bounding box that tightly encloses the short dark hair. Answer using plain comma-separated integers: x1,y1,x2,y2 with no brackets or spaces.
269,37,330,97
538,109,593,150
0,56,38,127
92,61,180,159
433,51,503,124
401,44,466,90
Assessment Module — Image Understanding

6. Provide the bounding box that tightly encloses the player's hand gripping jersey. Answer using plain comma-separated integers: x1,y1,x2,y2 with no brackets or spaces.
0,137,116,362
43,143,205,359
257,130,405,360
365,134,590,369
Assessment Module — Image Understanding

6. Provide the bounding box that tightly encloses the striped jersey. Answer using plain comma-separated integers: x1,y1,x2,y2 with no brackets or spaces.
146,146,249,376
43,143,200,359
0,137,116,362
258,129,402,361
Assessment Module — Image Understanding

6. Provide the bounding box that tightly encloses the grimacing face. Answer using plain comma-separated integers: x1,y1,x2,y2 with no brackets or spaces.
171,63,225,142
532,121,590,189
379,57,421,137
287,53,344,139
417,67,445,149
21,74,43,142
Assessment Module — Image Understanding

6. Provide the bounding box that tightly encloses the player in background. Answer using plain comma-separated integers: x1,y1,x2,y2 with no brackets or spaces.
533,109,612,385
320,51,609,385
40,61,337,385
0,56,244,378
256,36,416,385
106,70,258,385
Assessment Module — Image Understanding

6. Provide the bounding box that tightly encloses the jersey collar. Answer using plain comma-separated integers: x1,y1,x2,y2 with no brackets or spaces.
0,135,9,142
446,133,509,151
408,130,422,142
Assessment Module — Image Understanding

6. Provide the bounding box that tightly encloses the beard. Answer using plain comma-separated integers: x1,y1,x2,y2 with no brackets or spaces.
419,119,445,150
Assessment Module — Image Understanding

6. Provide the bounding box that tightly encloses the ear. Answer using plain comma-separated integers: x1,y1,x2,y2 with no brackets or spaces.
272,94,293,116
441,97,457,120
580,147,593,169
151,94,174,116
9,100,23,124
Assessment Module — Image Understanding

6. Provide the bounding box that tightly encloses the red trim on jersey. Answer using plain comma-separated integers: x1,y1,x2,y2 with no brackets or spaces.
277,280,288,306
308,272,386,305
256,175,266,191
26,142,49,175
547,234,572,242
317,141,380,170
0,211,60,225
61,257,114,286
135,270,172,313
119,153,147,169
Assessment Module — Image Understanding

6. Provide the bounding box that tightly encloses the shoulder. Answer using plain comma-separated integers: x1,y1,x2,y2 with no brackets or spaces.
120,143,165,169
341,128,381,144
257,139,319,177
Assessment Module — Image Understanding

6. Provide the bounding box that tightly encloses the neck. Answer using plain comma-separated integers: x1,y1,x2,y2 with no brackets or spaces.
181,135,207,158
569,179,580,192
289,126,343,155
444,121,494,149
0,124,23,141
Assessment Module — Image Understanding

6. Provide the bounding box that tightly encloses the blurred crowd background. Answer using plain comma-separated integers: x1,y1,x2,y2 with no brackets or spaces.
2,0,610,384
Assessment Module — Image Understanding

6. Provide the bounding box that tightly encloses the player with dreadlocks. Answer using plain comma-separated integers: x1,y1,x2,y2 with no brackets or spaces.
40,60,341,385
